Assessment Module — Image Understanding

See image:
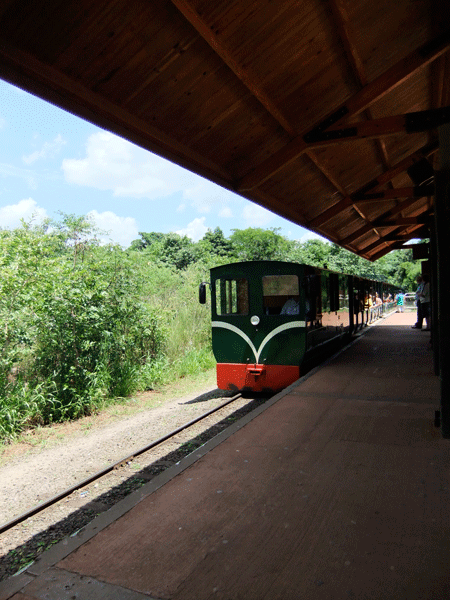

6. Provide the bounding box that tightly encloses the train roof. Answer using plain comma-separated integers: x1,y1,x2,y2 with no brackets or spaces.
210,260,397,285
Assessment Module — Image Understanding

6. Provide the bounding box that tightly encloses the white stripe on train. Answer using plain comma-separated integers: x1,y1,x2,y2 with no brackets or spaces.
212,320,305,363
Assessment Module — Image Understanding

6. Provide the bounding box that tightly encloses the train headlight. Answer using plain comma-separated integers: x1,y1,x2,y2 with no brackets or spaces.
250,315,260,326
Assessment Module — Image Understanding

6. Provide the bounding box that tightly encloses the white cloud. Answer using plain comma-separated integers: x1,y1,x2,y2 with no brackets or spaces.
87,210,139,248
62,131,198,199
62,132,237,219
176,217,208,241
0,163,41,189
219,206,233,218
22,134,66,164
242,203,275,228
0,198,47,228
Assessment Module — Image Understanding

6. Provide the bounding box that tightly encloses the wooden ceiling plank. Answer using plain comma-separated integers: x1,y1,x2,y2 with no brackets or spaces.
171,0,357,207
304,149,347,196
376,217,424,227
352,184,435,202
237,30,450,191
304,107,450,146
432,54,446,110
328,0,367,86
341,197,423,246
355,220,429,254
0,0,17,20
327,0,389,224
169,0,297,137
366,243,403,261
362,225,428,250
308,140,438,228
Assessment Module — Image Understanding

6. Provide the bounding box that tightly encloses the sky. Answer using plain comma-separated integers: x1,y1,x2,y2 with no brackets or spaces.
0,78,325,248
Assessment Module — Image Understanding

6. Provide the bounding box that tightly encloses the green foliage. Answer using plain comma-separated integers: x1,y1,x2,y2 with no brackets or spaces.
0,215,423,441
229,227,292,261
0,217,168,439
130,231,197,270
198,227,235,259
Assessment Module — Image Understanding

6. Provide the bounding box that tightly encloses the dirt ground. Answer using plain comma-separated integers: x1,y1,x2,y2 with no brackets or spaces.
0,371,266,578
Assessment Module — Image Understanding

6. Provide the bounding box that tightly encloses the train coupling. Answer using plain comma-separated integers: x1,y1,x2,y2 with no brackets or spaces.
246,364,266,376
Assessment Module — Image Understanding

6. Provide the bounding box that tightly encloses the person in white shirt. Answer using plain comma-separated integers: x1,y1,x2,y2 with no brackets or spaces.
418,274,431,331
412,275,424,329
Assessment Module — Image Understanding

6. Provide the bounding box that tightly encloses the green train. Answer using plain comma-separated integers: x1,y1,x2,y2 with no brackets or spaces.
199,261,397,393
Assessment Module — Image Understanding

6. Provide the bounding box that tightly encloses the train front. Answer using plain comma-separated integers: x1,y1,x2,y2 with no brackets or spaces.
202,261,307,393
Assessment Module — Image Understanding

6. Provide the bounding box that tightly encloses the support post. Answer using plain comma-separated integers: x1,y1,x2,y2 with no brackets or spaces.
435,124,450,437
429,226,439,375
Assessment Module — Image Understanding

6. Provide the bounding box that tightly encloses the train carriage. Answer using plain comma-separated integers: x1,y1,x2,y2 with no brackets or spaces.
200,261,397,394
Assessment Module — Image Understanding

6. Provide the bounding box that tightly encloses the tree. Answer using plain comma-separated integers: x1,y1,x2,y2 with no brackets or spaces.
229,227,292,261
199,227,234,257
288,239,332,268
129,231,166,251
129,232,196,269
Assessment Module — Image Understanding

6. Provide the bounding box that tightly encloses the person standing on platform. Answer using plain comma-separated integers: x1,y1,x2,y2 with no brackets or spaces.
396,291,404,313
412,275,424,329
418,274,431,331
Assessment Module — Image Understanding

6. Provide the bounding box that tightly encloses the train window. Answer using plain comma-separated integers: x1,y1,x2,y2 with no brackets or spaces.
339,274,349,312
263,275,299,315
215,278,248,315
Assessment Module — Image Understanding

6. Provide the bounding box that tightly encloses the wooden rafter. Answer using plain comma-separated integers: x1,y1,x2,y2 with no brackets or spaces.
352,185,435,202
340,197,426,246
303,107,450,145
362,225,429,254
171,0,355,221
237,30,450,192
308,141,438,228
0,37,233,187
329,0,391,171
327,0,386,234
169,0,297,137
375,215,432,227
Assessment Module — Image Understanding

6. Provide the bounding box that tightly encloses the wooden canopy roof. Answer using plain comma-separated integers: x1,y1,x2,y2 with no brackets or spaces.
0,0,449,259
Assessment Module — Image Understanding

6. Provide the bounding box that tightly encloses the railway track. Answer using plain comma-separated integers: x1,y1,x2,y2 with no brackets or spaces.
0,390,270,580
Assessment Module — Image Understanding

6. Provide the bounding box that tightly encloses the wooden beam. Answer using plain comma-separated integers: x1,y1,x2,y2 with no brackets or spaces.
0,37,234,188
341,197,424,246
359,226,427,255
328,0,367,86
303,107,450,145
237,30,450,191
329,0,392,178
244,109,450,199
303,150,347,197
378,226,429,242
170,0,297,137
308,141,438,228
366,242,404,261
376,216,430,227
171,0,359,220
352,185,435,202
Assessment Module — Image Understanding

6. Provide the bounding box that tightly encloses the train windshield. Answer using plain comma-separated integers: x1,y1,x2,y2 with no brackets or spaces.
263,275,300,315
215,278,249,315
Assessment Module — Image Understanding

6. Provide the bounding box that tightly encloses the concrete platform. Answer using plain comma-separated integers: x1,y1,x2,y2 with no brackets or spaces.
1,311,447,600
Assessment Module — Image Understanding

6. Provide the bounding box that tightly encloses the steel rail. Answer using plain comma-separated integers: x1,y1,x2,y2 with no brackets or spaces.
0,392,242,535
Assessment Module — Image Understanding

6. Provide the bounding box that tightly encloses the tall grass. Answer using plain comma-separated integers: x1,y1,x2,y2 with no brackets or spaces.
0,254,215,441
